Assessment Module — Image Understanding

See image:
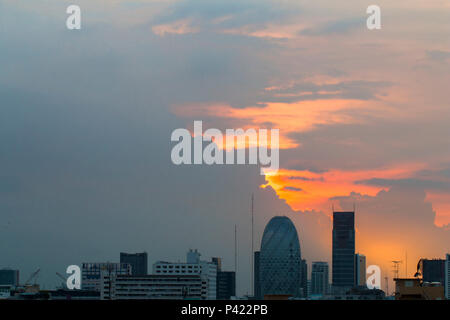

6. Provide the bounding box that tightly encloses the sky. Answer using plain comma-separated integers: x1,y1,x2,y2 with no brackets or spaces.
1,0,450,294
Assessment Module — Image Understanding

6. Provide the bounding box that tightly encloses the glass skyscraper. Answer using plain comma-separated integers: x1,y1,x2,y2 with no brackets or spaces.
332,211,355,291
260,216,302,298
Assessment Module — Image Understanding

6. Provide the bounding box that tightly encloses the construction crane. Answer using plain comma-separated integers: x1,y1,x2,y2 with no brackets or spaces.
56,272,68,289
24,268,40,286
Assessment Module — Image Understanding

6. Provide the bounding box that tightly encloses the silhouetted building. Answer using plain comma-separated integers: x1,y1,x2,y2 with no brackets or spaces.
82,262,132,291
445,254,450,299
417,258,445,285
212,257,235,300
301,259,308,297
311,262,329,295
254,251,261,299
260,216,302,298
0,269,19,286
48,289,100,300
212,257,222,271
120,252,148,276
355,254,366,286
394,278,444,300
332,211,355,292
216,271,235,300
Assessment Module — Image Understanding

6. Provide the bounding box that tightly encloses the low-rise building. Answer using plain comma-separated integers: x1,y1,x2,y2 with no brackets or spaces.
394,278,445,300
153,249,217,299
82,262,132,291
100,273,208,300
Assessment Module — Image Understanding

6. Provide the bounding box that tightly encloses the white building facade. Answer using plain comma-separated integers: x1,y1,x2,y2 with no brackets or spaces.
82,262,132,291
152,249,217,300
100,273,208,300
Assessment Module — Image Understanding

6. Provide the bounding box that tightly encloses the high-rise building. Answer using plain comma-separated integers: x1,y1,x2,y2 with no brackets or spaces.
153,249,217,300
311,262,329,295
216,271,236,300
82,262,132,291
0,269,19,286
417,258,446,285
254,251,261,299
445,254,450,299
260,216,302,298
212,257,222,271
212,257,235,300
301,259,308,297
355,254,366,287
120,252,148,276
332,211,355,292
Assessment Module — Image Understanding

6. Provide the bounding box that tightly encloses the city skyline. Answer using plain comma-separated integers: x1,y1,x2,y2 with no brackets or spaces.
1,0,450,297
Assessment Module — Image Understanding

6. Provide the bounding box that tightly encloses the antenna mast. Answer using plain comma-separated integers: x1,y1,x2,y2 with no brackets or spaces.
392,260,402,279
234,225,237,274
251,194,254,296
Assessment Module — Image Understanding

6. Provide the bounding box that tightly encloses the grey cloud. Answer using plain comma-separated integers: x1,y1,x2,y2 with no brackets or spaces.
283,186,303,192
355,178,450,192
426,50,450,62
153,0,298,29
301,18,365,36
260,80,391,103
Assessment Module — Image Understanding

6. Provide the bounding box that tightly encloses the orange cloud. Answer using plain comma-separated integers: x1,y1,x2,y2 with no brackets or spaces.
173,98,378,149
152,18,199,36
261,163,427,216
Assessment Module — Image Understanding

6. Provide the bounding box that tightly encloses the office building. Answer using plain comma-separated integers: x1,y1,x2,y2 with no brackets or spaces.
216,271,235,300
445,254,450,299
417,258,445,285
0,269,19,286
153,249,217,300
394,278,445,300
260,216,302,298
212,257,235,300
355,254,366,286
82,262,132,291
212,257,222,271
325,286,385,300
120,252,148,276
332,211,355,292
311,262,329,295
301,259,308,297
101,274,208,300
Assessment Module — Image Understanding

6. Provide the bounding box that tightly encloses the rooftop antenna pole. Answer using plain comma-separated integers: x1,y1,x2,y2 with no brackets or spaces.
384,276,389,296
251,193,254,297
392,260,402,279
405,251,408,278
235,224,237,274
